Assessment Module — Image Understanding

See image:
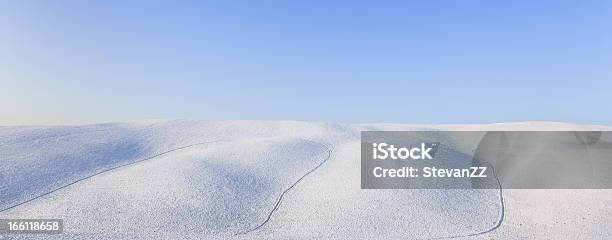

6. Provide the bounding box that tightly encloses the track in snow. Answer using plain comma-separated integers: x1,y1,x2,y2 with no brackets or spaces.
0,139,223,213
428,163,505,239
237,139,333,235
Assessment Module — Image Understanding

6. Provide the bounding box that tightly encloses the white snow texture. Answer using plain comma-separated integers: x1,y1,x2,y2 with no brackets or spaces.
1,120,611,239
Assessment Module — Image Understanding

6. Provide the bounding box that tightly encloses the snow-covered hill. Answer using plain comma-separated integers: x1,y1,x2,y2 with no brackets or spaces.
1,120,611,239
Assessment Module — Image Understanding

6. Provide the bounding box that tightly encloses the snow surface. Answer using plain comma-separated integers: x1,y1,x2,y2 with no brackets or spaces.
1,120,611,239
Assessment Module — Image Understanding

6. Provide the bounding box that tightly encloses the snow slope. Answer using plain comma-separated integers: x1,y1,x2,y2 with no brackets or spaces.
1,120,611,239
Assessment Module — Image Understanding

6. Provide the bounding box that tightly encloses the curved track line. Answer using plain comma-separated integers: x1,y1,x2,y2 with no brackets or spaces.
235,139,503,238
0,139,222,213
427,164,505,240
236,139,333,235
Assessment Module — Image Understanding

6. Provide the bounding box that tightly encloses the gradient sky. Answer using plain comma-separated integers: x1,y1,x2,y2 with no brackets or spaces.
2,1,611,126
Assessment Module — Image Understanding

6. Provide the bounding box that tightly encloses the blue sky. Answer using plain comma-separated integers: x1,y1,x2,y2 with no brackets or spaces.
1,1,611,125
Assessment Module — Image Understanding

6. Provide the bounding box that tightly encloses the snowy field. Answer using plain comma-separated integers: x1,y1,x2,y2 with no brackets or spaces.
1,120,611,239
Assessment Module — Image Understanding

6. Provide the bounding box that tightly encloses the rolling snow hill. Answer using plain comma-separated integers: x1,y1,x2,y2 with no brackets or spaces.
1,120,611,239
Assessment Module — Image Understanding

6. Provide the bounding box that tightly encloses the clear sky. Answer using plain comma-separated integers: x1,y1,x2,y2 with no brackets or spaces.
1,1,611,126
